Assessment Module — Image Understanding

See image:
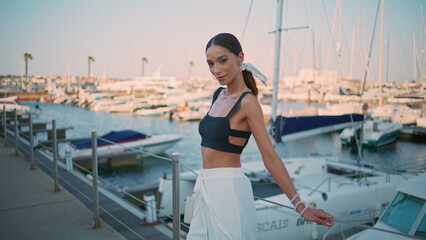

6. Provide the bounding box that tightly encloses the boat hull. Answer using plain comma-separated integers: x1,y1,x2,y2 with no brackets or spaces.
361,120,402,147
62,132,182,160
362,130,400,147
273,114,364,143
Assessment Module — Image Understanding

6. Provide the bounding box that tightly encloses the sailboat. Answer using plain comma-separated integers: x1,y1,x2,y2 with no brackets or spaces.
158,156,416,239
270,0,364,144
273,113,364,143
340,0,403,148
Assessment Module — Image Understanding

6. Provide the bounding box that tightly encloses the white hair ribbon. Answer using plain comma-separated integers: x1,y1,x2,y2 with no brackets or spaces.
240,63,267,86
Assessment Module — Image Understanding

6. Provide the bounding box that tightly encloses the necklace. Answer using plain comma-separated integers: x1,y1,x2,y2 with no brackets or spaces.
223,88,251,100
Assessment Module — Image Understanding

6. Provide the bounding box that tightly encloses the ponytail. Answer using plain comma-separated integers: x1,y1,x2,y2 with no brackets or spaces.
242,70,258,96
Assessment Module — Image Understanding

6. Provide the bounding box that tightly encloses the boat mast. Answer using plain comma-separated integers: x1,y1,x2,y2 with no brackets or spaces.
349,28,356,80
378,0,385,106
419,3,425,83
414,34,417,82
386,33,390,83
421,4,424,83
270,0,308,145
271,0,284,123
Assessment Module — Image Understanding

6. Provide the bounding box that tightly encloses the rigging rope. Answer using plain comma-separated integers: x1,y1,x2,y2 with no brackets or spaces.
240,0,254,44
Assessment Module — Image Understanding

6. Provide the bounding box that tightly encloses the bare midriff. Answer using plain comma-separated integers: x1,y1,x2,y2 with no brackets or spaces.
201,146,242,168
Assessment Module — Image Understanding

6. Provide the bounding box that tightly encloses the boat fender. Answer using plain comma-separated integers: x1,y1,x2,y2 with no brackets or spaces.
322,192,328,201
158,178,164,192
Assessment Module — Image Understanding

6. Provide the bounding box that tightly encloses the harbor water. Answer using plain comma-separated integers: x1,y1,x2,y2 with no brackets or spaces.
24,102,426,190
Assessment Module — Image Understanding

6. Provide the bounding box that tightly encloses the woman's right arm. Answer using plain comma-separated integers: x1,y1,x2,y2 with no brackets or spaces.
243,95,334,227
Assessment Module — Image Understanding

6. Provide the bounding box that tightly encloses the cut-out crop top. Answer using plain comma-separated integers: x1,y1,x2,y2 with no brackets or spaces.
199,87,254,154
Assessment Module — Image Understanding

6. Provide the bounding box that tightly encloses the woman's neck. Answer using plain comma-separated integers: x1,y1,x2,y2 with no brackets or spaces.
226,75,247,95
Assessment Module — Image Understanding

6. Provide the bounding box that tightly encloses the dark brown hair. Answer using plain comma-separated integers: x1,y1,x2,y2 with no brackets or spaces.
205,33,258,96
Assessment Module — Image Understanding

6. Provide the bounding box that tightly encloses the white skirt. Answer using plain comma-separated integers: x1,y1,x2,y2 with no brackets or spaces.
186,167,257,240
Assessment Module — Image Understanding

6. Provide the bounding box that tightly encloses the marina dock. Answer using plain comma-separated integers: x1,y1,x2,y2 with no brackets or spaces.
0,136,173,239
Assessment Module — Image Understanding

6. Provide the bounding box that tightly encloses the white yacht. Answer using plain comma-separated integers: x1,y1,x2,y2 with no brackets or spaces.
371,104,422,125
157,157,416,240
347,173,426,240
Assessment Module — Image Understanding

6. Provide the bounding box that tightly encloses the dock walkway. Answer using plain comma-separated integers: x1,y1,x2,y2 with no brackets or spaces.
0,140,172,240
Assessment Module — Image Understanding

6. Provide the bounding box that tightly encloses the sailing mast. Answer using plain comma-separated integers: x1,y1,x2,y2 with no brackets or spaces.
378,0,385,106
414,34,417,82
271,0,284,123
270,0,308,145
421,4,424,82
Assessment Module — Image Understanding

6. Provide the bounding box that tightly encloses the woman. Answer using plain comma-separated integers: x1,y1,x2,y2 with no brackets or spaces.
186,33,334,240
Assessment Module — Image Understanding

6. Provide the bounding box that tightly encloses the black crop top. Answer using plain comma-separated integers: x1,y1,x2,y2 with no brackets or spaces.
199,87,254,154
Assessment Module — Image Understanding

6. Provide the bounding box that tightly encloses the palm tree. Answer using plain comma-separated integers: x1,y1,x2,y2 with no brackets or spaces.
141,57,148,77
87,56,95,82
188,61,195,79
23,53,33,90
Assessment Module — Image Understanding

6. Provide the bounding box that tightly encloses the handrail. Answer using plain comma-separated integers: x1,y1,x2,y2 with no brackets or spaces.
308,176,331,196
307,172,373,196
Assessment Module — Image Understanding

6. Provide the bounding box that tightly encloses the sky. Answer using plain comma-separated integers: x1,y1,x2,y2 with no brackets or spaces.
0,0,424,83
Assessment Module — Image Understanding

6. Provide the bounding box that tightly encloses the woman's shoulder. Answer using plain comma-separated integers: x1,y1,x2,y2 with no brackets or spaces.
241,92,260,108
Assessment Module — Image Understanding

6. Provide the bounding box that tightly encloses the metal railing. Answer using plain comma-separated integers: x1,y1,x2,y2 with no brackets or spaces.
1,107,423,240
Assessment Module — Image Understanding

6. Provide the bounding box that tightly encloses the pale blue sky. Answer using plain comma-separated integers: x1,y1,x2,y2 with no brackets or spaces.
0,0,423,83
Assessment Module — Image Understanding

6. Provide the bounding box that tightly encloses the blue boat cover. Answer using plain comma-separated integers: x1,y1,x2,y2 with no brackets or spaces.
70,130,149,150
272,114,364,143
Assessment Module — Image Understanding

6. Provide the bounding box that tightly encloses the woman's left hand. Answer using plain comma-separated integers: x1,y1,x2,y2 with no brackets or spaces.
301,208,334,228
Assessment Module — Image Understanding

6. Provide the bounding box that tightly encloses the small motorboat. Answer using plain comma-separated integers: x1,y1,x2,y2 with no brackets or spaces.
340,119,403,147
61,129,182,160
361,119,402,147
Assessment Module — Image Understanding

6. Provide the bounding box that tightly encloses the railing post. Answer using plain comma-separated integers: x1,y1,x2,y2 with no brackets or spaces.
52,120,60,192
3,105,7,146
91,131,101,229
14,108,19,156
29,112,35,170
172,153,180,240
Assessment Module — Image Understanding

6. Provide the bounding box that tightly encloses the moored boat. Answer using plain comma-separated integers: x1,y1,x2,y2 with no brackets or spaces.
60,129,182,160
347,173,426,240
0,96,30,113
133,105,173,117
361,119,402,147
273,114,364,143
157,157,417,240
